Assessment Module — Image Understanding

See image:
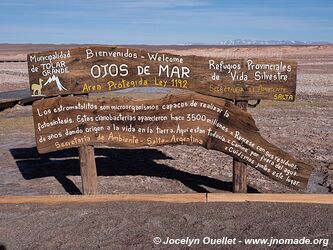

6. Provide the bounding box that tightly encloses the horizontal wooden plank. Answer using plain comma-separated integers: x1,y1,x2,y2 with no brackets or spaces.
27,46,297,101
207,193,333,204
0,194,207,204
0,194,332,205
32,93,312,190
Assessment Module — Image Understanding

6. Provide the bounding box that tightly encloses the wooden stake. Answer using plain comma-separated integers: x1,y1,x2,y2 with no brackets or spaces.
233,100,248,193
79,145,98,195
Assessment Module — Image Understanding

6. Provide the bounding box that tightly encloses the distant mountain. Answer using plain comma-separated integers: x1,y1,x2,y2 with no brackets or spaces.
219,39,332,45
179,39,332,46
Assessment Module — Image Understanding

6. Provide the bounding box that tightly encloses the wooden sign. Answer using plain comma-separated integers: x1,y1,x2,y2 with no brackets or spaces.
32,93,312,190
28,46,297,101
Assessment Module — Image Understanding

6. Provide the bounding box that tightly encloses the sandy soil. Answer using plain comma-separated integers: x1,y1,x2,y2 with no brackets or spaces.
1,202,333,249
0,44,332,249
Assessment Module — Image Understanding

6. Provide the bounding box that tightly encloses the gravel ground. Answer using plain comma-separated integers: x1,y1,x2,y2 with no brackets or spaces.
0,202,332,249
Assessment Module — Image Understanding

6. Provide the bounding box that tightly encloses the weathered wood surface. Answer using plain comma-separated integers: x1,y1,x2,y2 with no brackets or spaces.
79,145,98,194
1,194,332,204
233,100,248,193
32,93,312,190
0,194,207,204
28,46,297,101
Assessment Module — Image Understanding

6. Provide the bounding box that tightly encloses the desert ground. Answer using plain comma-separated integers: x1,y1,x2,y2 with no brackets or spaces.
0,44,332,249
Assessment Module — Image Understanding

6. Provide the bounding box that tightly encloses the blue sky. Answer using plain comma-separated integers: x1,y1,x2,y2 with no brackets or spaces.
0,0,332,44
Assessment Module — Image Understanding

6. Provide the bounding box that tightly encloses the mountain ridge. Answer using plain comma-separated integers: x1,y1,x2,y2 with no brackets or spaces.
179,39,332,46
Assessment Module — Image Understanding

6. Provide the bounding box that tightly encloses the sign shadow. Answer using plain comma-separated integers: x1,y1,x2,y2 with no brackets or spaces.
10,147,259,194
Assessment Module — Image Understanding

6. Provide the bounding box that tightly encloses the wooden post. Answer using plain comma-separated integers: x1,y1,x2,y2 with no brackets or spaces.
233,100,248,193
79,145,98,195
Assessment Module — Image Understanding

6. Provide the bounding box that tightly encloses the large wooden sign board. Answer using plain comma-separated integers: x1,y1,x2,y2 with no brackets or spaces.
28,46,297,101
32,93,312,190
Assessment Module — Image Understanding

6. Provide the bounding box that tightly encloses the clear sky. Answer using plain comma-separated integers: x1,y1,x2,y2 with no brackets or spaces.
1,0,332,44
